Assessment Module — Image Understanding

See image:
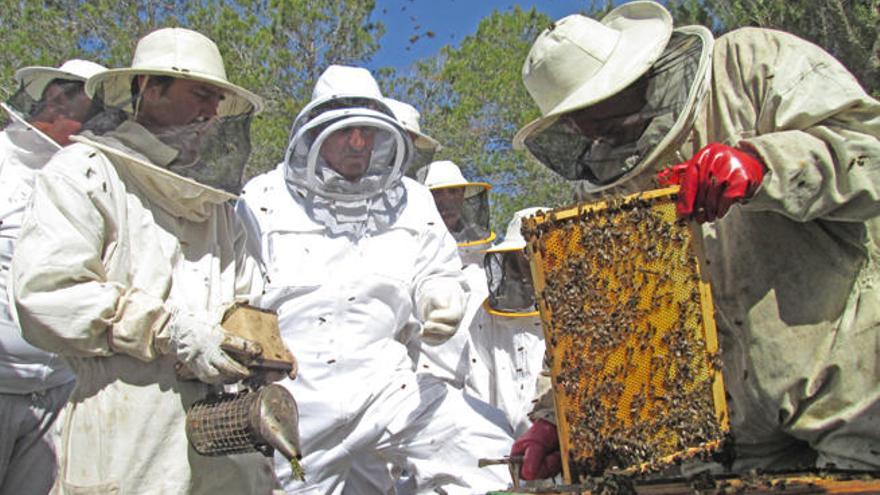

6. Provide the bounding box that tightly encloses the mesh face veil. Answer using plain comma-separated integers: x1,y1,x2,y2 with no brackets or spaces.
485,250,537,314
82,76,256,195
430,185,492,246
6,79,95,122
284,97,412,201
153,111,253,194
416,161,494,247
521,33,702,192
408,144,436,176
3,78,101,147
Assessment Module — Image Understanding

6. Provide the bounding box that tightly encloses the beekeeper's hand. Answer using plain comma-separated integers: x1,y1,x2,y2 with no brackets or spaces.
657,143,765,223
155,308,262,384
417,278,465,346
510,419,561,480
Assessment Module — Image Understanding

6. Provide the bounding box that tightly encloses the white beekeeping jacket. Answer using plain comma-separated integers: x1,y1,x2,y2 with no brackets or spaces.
0,122,74,394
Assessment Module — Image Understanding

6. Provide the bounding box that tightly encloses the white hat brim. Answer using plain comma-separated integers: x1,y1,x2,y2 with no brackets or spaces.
15,66,92,100
514,1,672,149
484,242,525,254
412,131,441,151
430,181,491,199
85,67,264,116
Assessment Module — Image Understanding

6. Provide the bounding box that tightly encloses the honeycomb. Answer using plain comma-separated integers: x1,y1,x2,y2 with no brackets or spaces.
522,187,729,483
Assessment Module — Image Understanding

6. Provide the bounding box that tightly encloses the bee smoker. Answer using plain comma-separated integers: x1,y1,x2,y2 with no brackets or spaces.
183,304,304,478
185,384,302,465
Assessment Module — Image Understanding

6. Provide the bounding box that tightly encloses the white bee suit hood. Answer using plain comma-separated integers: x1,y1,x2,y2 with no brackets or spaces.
283,66,413,236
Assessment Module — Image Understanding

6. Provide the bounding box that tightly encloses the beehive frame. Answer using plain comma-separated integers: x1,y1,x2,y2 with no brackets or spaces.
522,187,729,483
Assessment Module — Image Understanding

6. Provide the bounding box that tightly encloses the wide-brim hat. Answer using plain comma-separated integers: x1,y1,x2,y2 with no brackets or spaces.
485,206,547,253
416,160,489,199
513,1,672,149
15,59,107,100
384,98,442,151
85,27,263,116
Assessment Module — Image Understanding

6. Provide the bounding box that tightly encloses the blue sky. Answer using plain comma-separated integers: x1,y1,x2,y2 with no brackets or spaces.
367,0,591,70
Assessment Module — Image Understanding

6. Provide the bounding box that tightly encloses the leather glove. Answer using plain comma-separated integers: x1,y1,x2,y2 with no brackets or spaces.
156,308,262,384
657,143,765,223
416,278,465,346
510,419,562,480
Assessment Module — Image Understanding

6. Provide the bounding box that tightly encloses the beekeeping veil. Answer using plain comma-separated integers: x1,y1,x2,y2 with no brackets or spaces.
283,65,413,235
484,207,545,316
2,59,106,147
80,28,263,199
513,1,712,194
416,160,494,247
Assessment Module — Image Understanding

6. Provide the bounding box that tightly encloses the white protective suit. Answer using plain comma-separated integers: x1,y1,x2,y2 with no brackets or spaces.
470,306,545,439
0,120,74,494
417,241,491,395
1,58,105,494
243,167,514,495
414,161,497,401
241,66,513,494
468,208,547,438
10,121,278,494
523,25,880,471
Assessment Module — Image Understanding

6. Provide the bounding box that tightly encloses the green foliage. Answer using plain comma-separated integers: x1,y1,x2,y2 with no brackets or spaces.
0,0,384,176
665,0,715,28
383,7,575,234
184,0,385,176
1,0,877,233
0,1,82,100
668,0,879,97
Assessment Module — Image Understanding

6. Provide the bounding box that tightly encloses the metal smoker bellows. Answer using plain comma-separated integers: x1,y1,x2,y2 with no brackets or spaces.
522,187,729,483
184,304,303,478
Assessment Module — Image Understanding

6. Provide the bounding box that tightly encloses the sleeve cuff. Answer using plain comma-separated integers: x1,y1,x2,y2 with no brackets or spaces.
107,288,170,362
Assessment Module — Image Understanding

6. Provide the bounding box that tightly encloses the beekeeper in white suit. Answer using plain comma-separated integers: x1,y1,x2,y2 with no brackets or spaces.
241,64,512,494
0,58,105,495
11,28,280,494
413,160,497,398
469,207,547,438
509,0,880,479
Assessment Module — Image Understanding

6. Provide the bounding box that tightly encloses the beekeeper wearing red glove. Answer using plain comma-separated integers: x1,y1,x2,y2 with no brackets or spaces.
511,0,880,479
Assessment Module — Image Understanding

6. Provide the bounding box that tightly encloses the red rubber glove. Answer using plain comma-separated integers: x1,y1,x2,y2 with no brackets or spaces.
657,143,765,223
32,118,83,146
510,419,561,480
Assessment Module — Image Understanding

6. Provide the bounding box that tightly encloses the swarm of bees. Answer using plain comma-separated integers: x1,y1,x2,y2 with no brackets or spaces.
523,188,730,482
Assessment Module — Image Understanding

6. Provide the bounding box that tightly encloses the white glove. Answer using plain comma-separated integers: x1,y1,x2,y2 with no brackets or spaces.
417,278,466,346
156,308,262,384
